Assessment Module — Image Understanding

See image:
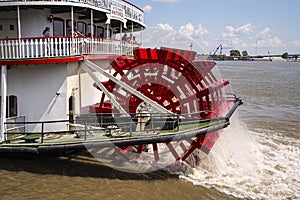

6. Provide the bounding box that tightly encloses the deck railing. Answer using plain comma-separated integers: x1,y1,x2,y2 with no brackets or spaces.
0,36,140,59
3,110,225,144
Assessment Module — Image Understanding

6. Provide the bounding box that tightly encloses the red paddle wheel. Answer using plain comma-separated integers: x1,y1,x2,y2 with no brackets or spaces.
88,47,233,165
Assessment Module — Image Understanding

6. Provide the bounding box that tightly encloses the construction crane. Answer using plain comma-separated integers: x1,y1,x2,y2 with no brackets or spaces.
209,44,232,60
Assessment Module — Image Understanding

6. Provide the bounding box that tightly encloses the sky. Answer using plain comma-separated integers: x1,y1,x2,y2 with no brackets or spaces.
129,0,300,56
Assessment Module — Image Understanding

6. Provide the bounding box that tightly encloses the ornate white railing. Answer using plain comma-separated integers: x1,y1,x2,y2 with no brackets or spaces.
0,37,140,59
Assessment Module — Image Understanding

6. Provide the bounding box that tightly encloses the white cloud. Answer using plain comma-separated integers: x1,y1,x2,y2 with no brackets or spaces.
178,23,208,38
222,23,255,38
222,26,237,38
139,23,207,52
156,23,174,31
236,23,255,34
179,23,194,37
254,27,285,48
260,27,271,35
143,5,152,13
194,24,208,37
256,27,271,39
257,36,284,47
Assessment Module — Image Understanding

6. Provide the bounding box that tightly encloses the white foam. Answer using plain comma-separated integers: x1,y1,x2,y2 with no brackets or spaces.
179,113,300,199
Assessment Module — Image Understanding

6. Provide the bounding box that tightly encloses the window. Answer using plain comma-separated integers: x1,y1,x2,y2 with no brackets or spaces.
77,21,86,36
66,19,74,35
96,26,104,37
53,18,64,36
9,95,18,117
104,28,111,38
9,25,14,31
87,24,96,36
0,25,3,31
0,95,18,117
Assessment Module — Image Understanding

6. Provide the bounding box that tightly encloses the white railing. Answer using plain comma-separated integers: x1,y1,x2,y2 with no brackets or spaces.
0,37,140,59
0,0,144,23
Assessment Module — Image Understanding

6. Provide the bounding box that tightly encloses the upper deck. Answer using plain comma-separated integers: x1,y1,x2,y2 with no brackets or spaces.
0,0,145,64
0,0,144,24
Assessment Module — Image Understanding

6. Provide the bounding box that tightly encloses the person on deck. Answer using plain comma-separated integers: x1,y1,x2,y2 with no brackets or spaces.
42,27,50,37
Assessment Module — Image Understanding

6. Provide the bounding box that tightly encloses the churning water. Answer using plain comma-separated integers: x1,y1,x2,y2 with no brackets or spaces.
179,61,300,199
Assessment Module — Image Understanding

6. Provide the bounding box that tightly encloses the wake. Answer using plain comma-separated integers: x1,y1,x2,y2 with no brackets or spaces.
177,113,300,200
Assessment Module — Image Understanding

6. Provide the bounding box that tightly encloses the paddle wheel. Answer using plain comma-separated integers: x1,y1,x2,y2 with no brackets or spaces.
81,47,239,169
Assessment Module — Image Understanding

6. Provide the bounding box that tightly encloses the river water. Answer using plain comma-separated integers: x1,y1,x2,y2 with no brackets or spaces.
0,61,299,200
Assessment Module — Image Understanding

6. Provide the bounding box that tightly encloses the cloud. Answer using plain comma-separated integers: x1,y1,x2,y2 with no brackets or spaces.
222,23,255,38
221,23,259,50
178,23,208,38
143,5,152,13
255,27,285,48
194,24,209,37
179,23,194,37
259,27,271,35
256,27,271,39
156,23,174,31
236,23,255,34
139,23,207,52
222,26,237,38
257,36,284,47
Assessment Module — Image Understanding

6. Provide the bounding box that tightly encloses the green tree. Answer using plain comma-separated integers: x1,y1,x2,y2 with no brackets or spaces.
230,50,241,57
282,52,288,59
242,50,249,57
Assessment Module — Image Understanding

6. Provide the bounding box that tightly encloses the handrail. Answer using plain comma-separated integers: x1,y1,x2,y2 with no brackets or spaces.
2,99,240,144
0,36,140,59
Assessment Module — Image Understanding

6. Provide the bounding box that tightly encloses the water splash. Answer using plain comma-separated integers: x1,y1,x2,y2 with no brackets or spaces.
179,113,300,199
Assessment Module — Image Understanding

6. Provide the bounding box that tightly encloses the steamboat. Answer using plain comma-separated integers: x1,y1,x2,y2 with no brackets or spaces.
0,0,242,166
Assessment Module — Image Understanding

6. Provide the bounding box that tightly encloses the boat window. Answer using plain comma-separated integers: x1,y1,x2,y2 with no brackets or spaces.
9,95,17,117
9,25,14,31
87,24,96,36
66,19,73,36
0,95,17,117
53,18,64,36
96,26,104,37
77,21,86,36
104,28,111,38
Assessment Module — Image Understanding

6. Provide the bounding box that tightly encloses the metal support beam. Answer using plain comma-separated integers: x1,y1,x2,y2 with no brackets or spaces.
83,60,175,115
0,65,7,142
81,64,130,117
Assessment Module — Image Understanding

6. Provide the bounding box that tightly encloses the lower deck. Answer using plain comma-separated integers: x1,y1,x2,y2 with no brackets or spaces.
0,117,228,153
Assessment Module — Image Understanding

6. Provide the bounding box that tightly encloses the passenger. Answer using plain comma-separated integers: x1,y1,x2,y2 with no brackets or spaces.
42,27,50,37
121,33,127,42
69,25,84,37
128,33,133,42
42,27,50,56
132,36,137,44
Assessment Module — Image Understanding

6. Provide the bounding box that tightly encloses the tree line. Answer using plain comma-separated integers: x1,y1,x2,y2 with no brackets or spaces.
229,50,293,59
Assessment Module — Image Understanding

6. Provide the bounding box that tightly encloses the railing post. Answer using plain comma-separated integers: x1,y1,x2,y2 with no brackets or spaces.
130,118,132,137
84,122,87,140
41,122,44,143
177,114,180,132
